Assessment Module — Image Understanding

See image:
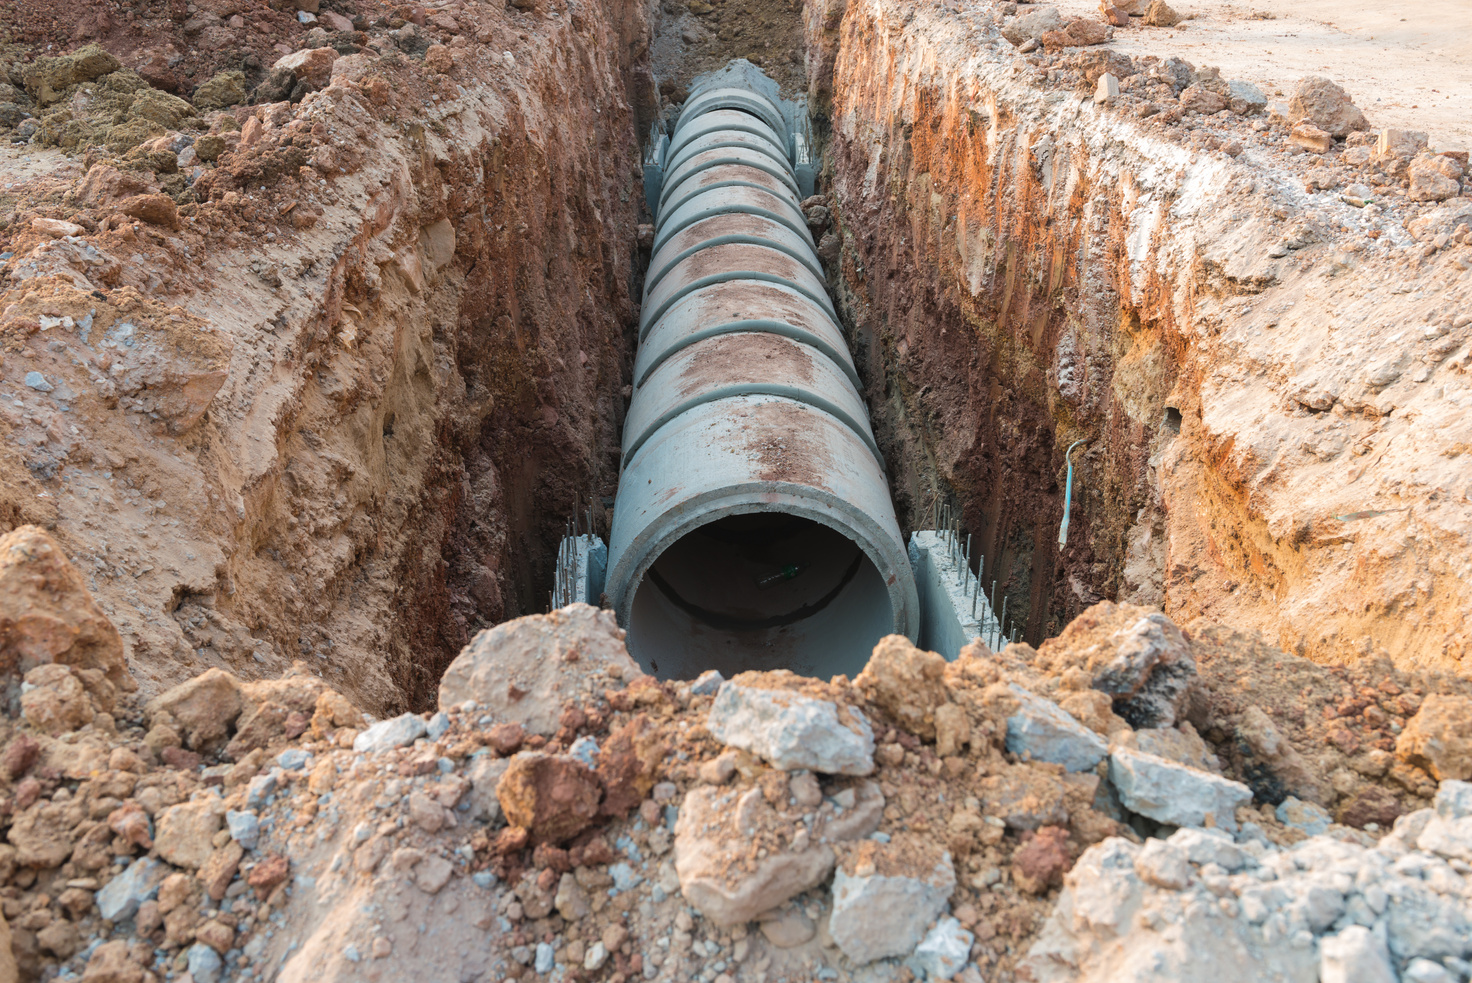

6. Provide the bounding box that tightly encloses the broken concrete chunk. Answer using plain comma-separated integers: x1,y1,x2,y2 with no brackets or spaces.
1004,684,1108,772
707,677,874,775
438,604,640,735
1276,797,1332,836
1109,746,1252,832
829,835,955,965
1227,79,1267,115
353,713,427,753
673,780,883,925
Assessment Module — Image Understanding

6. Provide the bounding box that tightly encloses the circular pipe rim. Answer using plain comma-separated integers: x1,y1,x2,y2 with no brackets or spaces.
657,178,803,228
675,88,788,144
606,483,920,646
665,136,793,184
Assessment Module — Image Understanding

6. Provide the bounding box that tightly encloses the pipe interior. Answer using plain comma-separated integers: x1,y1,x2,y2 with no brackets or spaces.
626,512,893,681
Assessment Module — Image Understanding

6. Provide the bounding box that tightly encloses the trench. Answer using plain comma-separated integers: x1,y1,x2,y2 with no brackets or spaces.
386,0,1155,700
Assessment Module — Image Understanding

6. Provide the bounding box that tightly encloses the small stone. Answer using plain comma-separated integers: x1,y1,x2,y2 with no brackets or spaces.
699,751,738,785
1165,827,1244,870
24,371,54,392
1403,958,1457,983
95,857,165,921
690,669,725,696
759,909,815,948
427,711,451,740
1179,85,1225,114
913,916,973,981
246,773,277,810
371,936,393,959
354,713,428,753
1227,79,1267,114
1012,826,1072,894
1276,797,1332,836
30,217,84,238
187,942,224,983
534,942,555,974
583,941,609,971
1320,925,1394,983
276,748,311,771
467,754,510,825
707,676,874,775
1133,838,1189,889
414,855,453,894
1005,684,1107,773
567,735,599,769
1415,779,1472,862
495,752,601,843
1109,746,1252,832
409,791,445,833
1094,72,1119,106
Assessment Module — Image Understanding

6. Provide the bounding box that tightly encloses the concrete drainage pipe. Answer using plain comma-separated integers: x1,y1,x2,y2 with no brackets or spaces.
606,68,920,681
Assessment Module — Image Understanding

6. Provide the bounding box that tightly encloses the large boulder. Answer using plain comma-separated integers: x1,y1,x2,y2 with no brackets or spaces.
1286,75,1369,138
438,604,641,735
0,526,132,690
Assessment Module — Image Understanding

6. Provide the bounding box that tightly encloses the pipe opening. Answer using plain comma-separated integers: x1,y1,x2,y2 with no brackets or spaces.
627,512,894,681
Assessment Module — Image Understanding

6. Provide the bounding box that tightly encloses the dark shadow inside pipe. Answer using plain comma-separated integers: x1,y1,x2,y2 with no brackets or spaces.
627,513,893,681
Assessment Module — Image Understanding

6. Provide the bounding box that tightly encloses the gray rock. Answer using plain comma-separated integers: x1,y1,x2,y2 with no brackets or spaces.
1320,925,1394,983
1227,79,1267,115
95,857,166,921
276,748,311,771
246,773,277,810
1403,958,1457,983
1276,797,1332,836
829,843,955,964
467,754,510,825
1132,838,1189,889
187,942,224,983
534,942,554,974
426,711,451,740
1166,827,1245,871
1001,6,1061,45
1416,780,1472,862
353,712,428,753
690,669,724,696
226,809,260,850
24,371,52,392
1004,684,1107,773
1095,613,1197,729
707,681,874,775
1108,746,1252,832
911,916,973,981
568,735,600,769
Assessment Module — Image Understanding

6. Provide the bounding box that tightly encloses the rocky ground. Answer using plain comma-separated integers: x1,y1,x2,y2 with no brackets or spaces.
0,0,1471,981
2,523,1472,982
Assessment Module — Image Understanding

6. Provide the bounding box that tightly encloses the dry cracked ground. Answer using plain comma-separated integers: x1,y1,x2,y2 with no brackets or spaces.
0,0,1470,981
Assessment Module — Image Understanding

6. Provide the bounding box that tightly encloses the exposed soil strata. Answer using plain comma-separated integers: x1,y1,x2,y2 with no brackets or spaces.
813,0,1472,674
0,0,655,712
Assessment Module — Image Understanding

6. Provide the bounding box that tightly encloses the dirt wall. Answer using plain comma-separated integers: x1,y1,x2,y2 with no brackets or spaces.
810,0,1472,673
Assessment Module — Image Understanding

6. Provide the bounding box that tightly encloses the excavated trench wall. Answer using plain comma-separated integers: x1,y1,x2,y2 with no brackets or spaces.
803,0,1472,666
